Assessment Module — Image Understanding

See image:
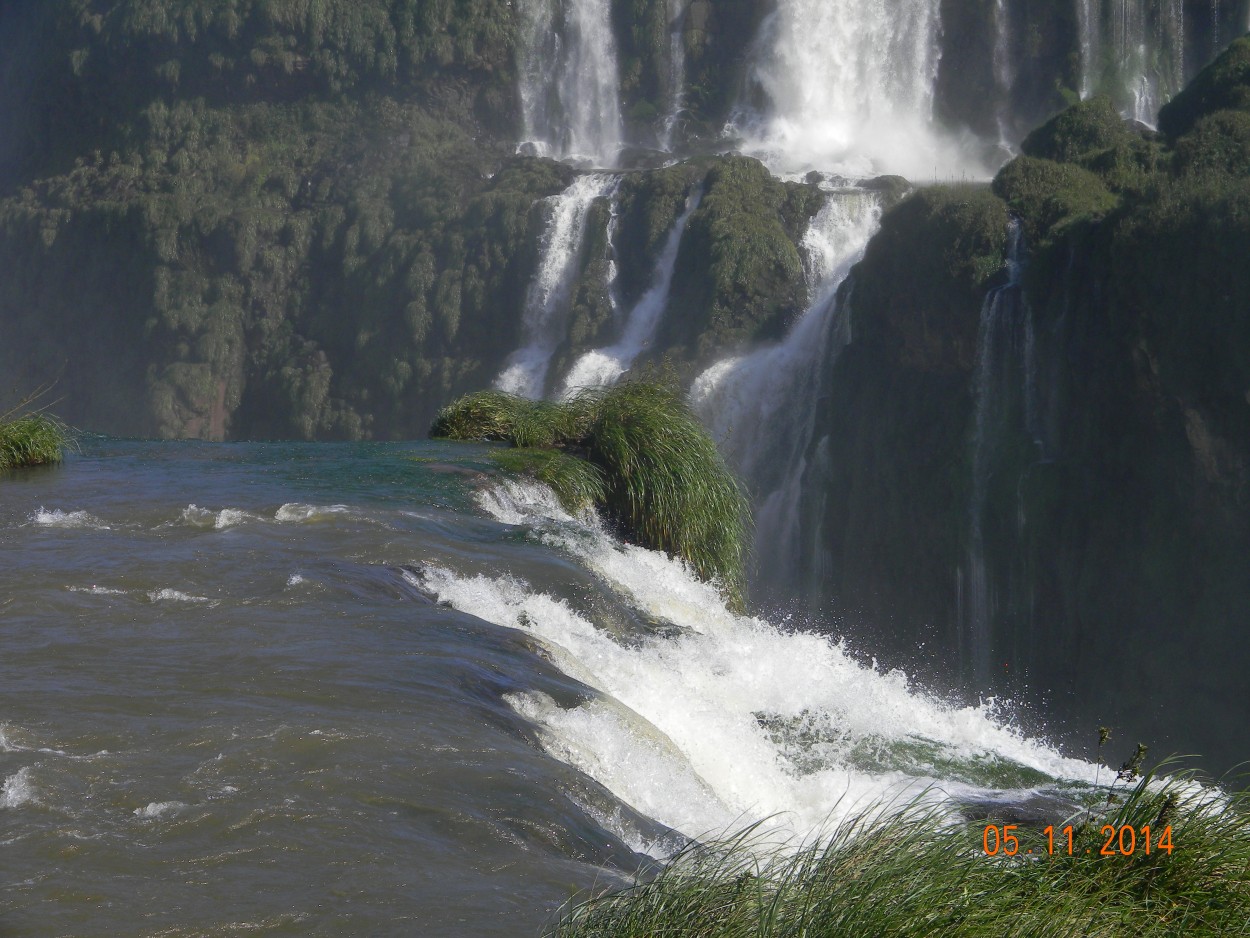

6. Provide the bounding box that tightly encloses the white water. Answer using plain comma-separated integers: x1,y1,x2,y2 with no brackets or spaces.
559,188,701,394
1078,0,1185,123
495,174,617,399
517,0,624,166
690,191,881,580
735,0,983,178
659,0,690,150
419,478,1104,847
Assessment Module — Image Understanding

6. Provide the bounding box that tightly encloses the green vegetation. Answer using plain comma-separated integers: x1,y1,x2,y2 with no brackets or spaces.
660,156,824,365
0,415,68,471
1159,36,1250,140
431,382,751,605
992,155,1118,246
549,771,1250,937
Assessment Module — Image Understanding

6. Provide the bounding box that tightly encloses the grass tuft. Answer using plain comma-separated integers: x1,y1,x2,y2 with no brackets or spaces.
547,769,1250,938
431,383,751,606
0,414,69,471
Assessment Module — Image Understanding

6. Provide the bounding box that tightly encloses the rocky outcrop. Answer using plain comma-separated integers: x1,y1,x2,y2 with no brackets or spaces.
796,43,1250,775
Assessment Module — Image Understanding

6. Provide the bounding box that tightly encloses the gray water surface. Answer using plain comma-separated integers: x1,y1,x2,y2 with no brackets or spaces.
0,440,652,937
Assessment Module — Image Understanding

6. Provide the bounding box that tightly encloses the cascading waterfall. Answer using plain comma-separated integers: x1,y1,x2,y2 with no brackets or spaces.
690,192,882,586
658,0,690,151
963,219,1027,685
495,174,617,399
516,0,624,166
735,0,980,178
558,188,701,394
994,0,1017,150
1078,0,1101,99
1078,0,1184,124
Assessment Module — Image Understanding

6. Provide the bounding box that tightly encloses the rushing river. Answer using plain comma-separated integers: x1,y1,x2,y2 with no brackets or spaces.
1,440,1106,936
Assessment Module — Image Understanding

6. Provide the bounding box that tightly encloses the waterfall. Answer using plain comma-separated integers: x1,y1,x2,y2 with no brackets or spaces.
658,0,690,151
1076,0,1185,123
964,219,1027,685
735,0,978,178
994,0,1017,151
1078,0,1100,99
559,188,701,395
690,192,882,585
495,174,618,399
516,0,624,166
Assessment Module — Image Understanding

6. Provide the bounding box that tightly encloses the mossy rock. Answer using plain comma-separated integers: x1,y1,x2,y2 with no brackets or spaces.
1158,36,1250,141
1021,95,1137,165
1173,110,1250,180
992,155,1118,246
659,155,820,362
849,184,1009,374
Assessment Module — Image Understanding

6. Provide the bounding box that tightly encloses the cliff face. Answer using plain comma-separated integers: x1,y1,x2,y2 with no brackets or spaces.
2,1,1249,772
799,41,1250,774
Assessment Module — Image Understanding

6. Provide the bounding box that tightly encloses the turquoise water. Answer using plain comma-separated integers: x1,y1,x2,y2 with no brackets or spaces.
0,440,1105,936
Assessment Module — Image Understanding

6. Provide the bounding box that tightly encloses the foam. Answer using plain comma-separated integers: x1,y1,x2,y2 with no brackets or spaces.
31,508,109,530
418,479,1108,848
1,768,37,809
274,503,352,523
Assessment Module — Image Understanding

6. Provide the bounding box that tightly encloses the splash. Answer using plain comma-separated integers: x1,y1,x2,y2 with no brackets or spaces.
734,0,984,178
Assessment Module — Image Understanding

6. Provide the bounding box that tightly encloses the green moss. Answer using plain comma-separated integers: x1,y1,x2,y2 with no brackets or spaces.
1021,95,1137,165
850,184,1008,373
1159,36,1250,141
431,383,751,606
660,155,819,362
993,155,1119,246
1173,110,1250,180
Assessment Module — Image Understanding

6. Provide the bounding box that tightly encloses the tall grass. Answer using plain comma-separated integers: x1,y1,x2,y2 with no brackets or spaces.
0,382,70,472
548,769,1250,937
0,415,67,470
431,383,751,606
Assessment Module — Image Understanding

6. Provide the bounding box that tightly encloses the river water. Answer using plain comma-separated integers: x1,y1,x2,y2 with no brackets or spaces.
1,440,1105,936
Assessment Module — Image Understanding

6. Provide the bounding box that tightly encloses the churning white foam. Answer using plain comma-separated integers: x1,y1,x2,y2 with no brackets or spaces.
147,589,212,604
180,505,259,529
67,585,128,596
31,508,109,530
134,800,187,819
418,480,1105,847
1,768,37,808
274,503,352,523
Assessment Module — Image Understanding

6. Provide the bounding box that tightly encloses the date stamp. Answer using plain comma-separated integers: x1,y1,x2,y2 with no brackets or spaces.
982,824,1174,857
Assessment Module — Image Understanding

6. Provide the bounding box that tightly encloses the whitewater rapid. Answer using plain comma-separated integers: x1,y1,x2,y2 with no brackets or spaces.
417,478,1107,852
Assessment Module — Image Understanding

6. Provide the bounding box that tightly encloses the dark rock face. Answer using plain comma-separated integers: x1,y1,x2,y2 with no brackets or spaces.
792,54,1250,775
